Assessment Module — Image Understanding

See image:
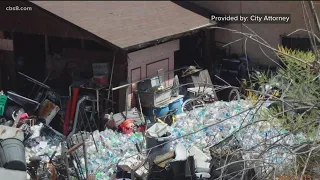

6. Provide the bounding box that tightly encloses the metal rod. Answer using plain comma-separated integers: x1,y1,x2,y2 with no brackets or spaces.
18,72,51,89
125,86,128,118
96,89,99,118
67,96,88,140
7,91,40,105
62,145,70,180
105,52,116,129
83,142,89,179
112,66,188,91
66,142,84,154
309,1,320,32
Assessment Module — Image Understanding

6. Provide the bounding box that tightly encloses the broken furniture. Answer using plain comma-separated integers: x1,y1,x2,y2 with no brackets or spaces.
18,72,51,103
38,99,60,125
65,96,98,179
78,85,114,130
6,91,40,113
138,86,172,108
137,68,173,108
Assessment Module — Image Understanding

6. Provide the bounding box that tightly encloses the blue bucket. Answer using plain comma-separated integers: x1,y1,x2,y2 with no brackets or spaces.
153,105,169,118
169,98,183,115
142,106,169,118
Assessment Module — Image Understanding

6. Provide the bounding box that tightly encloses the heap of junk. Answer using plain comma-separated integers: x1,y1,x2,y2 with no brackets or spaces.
0,54,320,180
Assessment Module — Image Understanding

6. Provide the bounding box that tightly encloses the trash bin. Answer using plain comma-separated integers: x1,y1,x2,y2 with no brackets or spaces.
146,132,172,158
171,156,196,178
0,138,26,171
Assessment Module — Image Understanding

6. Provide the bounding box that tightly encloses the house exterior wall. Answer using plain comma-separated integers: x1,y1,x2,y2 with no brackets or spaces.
192,1,320,66
127,40,179,108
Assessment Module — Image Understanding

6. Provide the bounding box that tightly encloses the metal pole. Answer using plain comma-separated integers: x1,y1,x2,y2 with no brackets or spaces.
18,72,51,89
309,1,320,32
112,66,188,91
105,51,116,129
125,86,128,118
83,142,88,179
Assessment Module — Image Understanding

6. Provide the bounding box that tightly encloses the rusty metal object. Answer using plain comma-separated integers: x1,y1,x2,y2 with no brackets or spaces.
66,142,84,154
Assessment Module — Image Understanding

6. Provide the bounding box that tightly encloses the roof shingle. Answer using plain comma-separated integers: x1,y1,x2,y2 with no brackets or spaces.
31,1,210,49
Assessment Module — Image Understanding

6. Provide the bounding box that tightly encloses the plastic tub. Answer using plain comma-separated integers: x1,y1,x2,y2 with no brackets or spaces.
0,138,26,171
169,98,183,115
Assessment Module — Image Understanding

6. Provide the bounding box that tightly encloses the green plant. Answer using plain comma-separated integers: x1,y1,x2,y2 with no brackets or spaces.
253,46,320,174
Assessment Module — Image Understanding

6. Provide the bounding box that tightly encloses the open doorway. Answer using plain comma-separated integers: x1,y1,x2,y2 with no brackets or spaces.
13,32,45,96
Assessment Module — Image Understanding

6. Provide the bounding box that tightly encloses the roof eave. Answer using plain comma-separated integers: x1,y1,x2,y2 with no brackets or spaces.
28,1,122,52
124,22,217,53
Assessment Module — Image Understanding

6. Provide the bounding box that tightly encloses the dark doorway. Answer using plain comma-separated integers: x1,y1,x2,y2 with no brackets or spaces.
174,33,204,76
13,32,45,96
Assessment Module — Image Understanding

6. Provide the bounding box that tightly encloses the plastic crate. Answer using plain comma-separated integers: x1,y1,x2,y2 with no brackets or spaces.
0,94,7,116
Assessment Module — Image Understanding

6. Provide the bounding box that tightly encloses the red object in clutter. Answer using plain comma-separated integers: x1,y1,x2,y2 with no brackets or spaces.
63,99,72,136
19,113,29,121
136,125,146,133
94,75,109,86
69,88,80,121
119,119,134,134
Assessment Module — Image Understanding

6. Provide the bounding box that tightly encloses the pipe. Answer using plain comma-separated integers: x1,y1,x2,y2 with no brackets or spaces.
104,52,116,129
67,96,88,140
112,66,188,91
18,72,50,89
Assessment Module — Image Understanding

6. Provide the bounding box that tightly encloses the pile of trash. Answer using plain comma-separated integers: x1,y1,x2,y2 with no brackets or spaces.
72,129,145,179
170,100,312,178
23,100,315,179
25,123,64,163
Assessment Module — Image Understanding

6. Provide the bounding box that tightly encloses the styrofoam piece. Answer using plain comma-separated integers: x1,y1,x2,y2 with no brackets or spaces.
196,172,211,179
0,125,24,141
173,143,188,161
188,146,211,162
118,155,145,172
135,164,148,178
195,161,210,173
146,123,168,138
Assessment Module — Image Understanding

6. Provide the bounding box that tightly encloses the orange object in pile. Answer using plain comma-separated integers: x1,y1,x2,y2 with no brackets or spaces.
119,119,134,134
